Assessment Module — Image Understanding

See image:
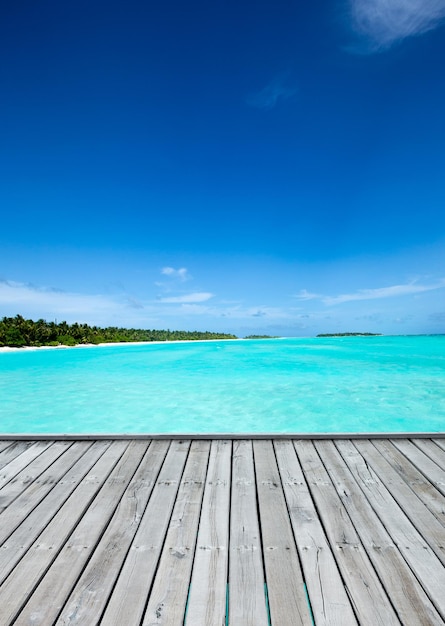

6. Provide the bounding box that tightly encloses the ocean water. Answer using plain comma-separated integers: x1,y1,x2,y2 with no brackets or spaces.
0,335,444,434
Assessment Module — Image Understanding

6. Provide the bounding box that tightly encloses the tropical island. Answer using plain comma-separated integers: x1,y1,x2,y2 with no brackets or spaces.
316,332,382,337
244,334,279,339
0,315,237,348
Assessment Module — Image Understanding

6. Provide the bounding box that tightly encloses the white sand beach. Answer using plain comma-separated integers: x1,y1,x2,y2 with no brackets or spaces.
0,337,244,353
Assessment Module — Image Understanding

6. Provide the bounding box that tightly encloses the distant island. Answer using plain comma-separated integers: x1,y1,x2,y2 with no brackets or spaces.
244,335,279,339
0,315,237,348
316,332,382,337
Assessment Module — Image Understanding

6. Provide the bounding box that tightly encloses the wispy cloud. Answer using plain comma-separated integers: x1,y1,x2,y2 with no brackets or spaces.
158,292,214,304
0,280,123,320
246,72,297,110
0,279,290,333
349,0,445,50
324,279,445,304
296,279,445,306
0,279,214,326
294,289,322,301
161,267,190,281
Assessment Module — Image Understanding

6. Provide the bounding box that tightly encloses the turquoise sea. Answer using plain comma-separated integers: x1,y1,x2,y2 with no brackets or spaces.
0,335,444,434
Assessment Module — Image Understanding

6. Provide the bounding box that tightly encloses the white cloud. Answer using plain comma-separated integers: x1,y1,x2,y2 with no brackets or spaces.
161,267,190,281
0,280,123,321
323,279,445,305
179,303,212,315
158,292,214,304
294,289,322,301
294,279,445,306
350,0,445,49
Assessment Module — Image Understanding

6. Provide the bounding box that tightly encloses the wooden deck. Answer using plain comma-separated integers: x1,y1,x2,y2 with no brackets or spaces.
0,438,444,625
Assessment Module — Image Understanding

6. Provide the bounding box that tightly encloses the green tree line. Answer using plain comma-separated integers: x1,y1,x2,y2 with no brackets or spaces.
0,315,237,347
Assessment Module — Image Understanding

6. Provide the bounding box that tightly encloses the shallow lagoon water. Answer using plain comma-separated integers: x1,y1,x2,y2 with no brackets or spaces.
0,335,444,433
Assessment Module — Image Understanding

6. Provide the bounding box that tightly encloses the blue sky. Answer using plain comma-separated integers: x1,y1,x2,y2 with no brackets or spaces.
1,0,444,336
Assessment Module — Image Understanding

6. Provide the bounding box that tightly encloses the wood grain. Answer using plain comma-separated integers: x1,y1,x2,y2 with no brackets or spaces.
318,440,443,625
99,439,190,625
229,440,269,626
275,439,358,626
0,437,443,625
294,439,400,626
186,440,231,626
142,440,210,625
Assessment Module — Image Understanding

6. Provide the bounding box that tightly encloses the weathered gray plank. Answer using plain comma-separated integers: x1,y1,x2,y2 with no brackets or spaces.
294,440,400,626
0,441,104,555
0,440,130,624
353,439,445,565
186,440,231,626
253,440,312,626
316,440,443,625
412,439,445,471
142,440,211,625
0,440,73,513
0,441,53,490
13,441,150,625
435,439,445,454
100,439,191,625
0,438,443,625
392,439,445,498
274,440,358,626
371,439,445,528
0,441,15,455
55,440,170,624
229,440,269,626
336,439,445,621
0,441,36,471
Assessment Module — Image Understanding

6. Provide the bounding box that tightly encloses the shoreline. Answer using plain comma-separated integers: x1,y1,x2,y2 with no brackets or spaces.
0,334,439,353
0,337,245,353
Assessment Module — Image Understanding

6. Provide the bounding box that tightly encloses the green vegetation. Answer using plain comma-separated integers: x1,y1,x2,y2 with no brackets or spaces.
244,335,279,339
316,332,382,337
0,315,238,348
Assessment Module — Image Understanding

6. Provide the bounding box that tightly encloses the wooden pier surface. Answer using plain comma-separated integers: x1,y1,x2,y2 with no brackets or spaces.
0,437,444,625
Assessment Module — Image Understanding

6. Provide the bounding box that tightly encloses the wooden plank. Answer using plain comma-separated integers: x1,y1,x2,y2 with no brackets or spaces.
335,439,445,621
0,441,53,490
100,439,191,626
392,439,445,498
0,441,14,455
54,440,170,624
371,439,445,528
186,440,231,626
0,440,130,624
0,441,36,470
13,440,150,625
142,440,211,625
253,440,312,626
229,440,269,626
274,440,358,626
0,437,442,625
0,441,73,513
434,439,445,453
294,440,400,626
316,440,443,625
0,441,104,551
353,439,445,565
411,439,445,471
